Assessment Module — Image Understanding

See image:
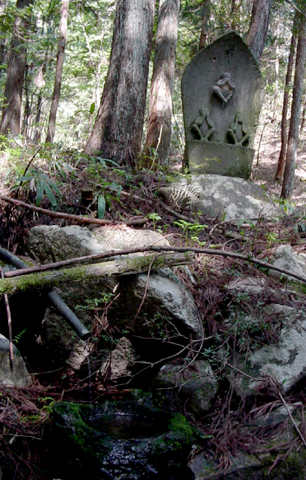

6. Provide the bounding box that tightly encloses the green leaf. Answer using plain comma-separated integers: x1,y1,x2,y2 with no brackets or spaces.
43,183,57,207
96,157,120,168
90,102,95,115
116,185,122,200
36,180,44,206
97,195,106,219
16,174,35,183
47,180,61,196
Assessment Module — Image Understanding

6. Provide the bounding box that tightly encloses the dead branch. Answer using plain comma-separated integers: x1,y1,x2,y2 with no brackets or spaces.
159,199,196,222
0,252,194,295
0,194,148,226
5,245,306,285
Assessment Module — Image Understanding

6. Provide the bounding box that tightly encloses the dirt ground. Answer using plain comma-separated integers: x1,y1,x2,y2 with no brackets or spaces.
253,135,306,207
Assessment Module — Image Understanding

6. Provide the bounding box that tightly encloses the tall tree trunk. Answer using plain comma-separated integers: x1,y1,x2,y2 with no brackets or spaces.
0,0,8,67
45,0,69,143
199,0,210,50
84,0,155,168
246,0,272,64
143,0,180,168
274,20,280,111
275,13,298,181
33,48,49,144
22,60,30,135
0,0,33,136
300,97,306,135
281,11,306,200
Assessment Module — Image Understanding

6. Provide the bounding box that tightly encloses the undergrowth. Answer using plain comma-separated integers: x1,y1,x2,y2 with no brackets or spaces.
0,145,306,476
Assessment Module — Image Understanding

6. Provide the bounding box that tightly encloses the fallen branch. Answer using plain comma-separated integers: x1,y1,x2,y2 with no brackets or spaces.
0,247,90,339
0,252,194,295
5,245,306,284
0,194,148,226
159,199,196,223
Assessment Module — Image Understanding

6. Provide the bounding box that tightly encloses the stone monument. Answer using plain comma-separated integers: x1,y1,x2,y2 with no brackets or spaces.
182,32,264,179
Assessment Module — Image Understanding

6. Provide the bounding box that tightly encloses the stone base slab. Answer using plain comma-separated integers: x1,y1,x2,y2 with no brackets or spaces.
186,141,254,179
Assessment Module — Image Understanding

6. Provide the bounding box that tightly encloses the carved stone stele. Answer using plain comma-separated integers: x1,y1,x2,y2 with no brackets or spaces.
182,32,264,179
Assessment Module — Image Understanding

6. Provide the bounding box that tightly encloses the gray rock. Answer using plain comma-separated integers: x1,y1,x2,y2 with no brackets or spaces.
27,224,104,263
269,244,306,283
226,277,298,304
189,403,306,479
153,359,217,416
27,225,202,367
189,439,306,480
0,334,31,386
182,32,264,179
230,304,306,396
159,174,279,220
134,268,202,337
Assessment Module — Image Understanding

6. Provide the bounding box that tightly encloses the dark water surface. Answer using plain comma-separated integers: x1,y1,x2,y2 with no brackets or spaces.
88,413,168,439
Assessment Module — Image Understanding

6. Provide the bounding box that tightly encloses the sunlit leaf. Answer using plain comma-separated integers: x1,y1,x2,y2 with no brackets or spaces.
97,195,106,219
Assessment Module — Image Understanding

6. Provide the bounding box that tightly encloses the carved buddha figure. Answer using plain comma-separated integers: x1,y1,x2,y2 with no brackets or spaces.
213,72,235,108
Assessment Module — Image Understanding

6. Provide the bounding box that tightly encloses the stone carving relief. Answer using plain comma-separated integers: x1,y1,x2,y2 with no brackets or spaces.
182,32,264,179
191,108,215,141
227,114,250,146
213,72,235,108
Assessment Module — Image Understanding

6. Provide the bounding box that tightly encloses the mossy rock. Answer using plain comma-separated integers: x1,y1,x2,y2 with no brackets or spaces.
50,398,195,479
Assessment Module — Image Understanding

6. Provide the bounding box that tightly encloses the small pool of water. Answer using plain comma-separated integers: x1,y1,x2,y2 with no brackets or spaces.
88,413,168,439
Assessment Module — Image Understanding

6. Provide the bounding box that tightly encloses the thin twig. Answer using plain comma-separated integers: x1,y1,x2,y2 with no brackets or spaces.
284,0,305,16
130,256,155,326
223,361,260,381
278,390,306,448
0,268,14,371
209,216,263,237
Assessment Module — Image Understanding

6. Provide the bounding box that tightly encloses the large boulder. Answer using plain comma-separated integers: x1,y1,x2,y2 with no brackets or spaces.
269,244,306,283
26,225,202,369
27,224,168,263
228,304,306,396
159,174,280,220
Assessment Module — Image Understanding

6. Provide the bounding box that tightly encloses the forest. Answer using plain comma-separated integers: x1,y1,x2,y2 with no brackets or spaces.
0,0,306,478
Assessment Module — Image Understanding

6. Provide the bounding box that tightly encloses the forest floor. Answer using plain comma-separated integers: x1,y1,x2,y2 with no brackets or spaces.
252,135,306,207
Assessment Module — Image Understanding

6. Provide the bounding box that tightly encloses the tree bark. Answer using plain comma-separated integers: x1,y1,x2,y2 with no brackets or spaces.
0,0,7,67
45,0,69,143
142,0,180,167
0,0,33,136
0,252,194,295
275,13,298,181
84,0,155,168
246,0,272,64
199,0,210,50
281,11,306,200
300,97,306,135
274,20,280,111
